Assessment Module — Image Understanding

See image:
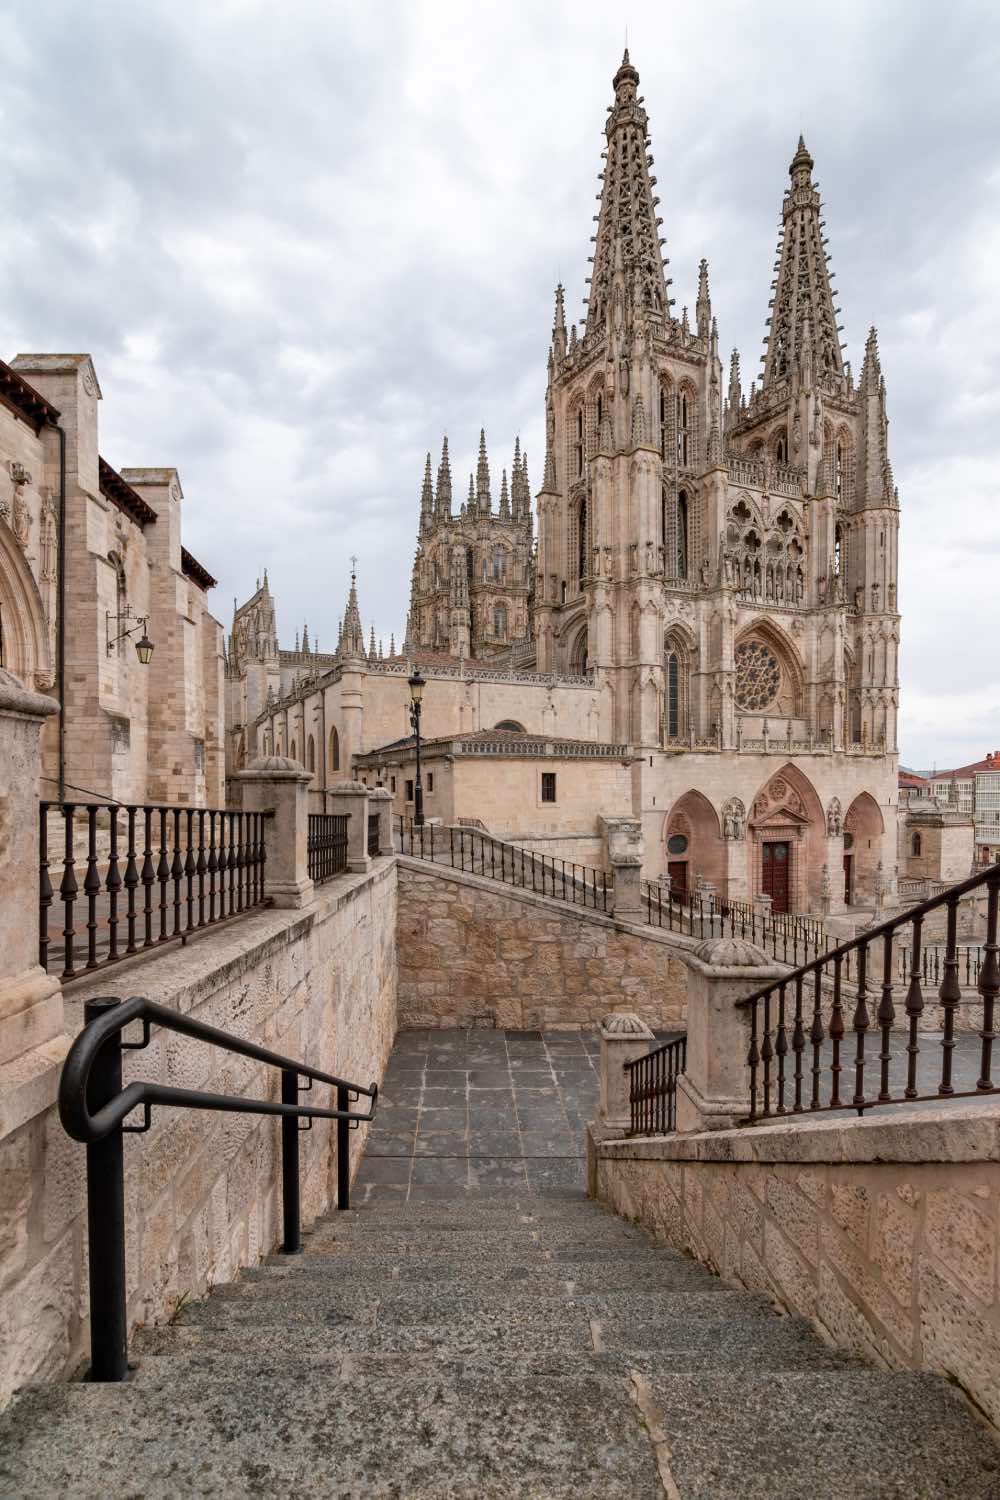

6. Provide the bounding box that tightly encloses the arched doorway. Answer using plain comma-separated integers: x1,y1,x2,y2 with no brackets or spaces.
748,764,826,914
844,792,885,906
0,527,52,689
662,790,724,901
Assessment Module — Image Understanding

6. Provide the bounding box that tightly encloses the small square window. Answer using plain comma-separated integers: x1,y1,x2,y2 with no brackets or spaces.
541,772,557,804
427,772,434,793
405,779,414,802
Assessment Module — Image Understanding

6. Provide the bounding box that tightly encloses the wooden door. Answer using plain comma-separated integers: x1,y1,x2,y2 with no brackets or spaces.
843,854,853,905
668,861,688,901
762,841,790,914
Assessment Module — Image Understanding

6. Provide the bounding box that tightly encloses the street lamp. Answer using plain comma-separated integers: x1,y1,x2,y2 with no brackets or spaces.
106,605,155,665
408,666,426,827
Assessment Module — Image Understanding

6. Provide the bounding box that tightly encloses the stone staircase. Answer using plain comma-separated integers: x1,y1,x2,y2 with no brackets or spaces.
3,1025,1000,1497
3,1193,1000,1498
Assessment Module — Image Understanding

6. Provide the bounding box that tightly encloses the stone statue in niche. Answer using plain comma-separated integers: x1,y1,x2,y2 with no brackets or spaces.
827,798,843,837
722,797,746,840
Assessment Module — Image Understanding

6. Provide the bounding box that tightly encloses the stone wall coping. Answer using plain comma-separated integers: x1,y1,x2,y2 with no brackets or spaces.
0,668,59,720
396,854,703,958
593,1098,1000,1167
63,859,395,1022
4,860,395,1145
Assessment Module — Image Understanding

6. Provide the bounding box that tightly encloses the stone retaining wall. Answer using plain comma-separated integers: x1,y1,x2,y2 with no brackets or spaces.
591,1103,1000,1430
0,859,397,1409
397,858,689,1031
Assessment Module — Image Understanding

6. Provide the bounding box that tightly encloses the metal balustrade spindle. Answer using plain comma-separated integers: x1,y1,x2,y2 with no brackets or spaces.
84,806,100,969
124,807,139,955
60,803,78,979
792,974,805,1112
775,983,788,1114
977,874,999,1091
903,914,924,1098
810,968,824,1110
830,954,845,1109
171,808,184,936
938,895,961,1095
852,941,870,1111
185,810,196,932
39,802,52,971
877,931,896,1103
106,808,121,963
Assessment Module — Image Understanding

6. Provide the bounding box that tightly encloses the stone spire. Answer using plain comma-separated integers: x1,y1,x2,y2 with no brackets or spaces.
435,436,452,521
761,136,844,390
301,621,310,653
725,349,742,435
584,50,671,332
552,283,567,360
499,467,510,519
476,428,491,514
367,625,377,662
857,326,897,509
419,451,434,535
541,437,557,493
463,474,473,518
696,258,712,339
389,631,396,657
338,561,366,659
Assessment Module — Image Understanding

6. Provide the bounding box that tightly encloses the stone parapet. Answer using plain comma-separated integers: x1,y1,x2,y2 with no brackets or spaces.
327,780,371,874
237,753,313,908
590,1099,1000,1432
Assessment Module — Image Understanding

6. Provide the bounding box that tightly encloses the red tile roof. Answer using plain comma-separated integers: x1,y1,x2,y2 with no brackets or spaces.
933,754,1000,779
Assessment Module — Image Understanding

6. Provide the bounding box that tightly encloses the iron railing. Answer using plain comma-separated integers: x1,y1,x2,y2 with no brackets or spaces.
39,802,266,981
58,993,378,1382
625,1035,687,1135
396,816,611,911
738,862,1000,1124
307,813,349,883
642,882,826,968
367,812,380,857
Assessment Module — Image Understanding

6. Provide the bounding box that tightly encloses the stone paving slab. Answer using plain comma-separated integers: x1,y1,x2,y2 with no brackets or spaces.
0,1369,663,1500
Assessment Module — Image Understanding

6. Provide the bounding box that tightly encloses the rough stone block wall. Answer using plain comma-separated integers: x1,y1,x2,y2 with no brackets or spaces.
593,1109,1000,1430
0,860,396,1409
397,859,688,1030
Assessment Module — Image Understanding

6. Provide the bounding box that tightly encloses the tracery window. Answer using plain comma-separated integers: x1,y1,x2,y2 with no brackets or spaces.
659,383,669,460
676,392,690,468
575,408,584,477
835,442,844,501
492,548,507,582
666,653,680,738
834,525,842,578
735,640,781,712
775,434,787,464
577,498,588,585
677,490,688,580
493,604,507,639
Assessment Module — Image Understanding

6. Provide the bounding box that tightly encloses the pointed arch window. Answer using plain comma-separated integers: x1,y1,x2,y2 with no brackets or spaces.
666,653,680,738
493,604,508,639
659,383,669,460
307,735,315,773
329,726,340,772
912,832,922,857
596,393,603,433
676,392,690,468
834,524,842,578
835,441,845,501
575,408,584,477
466,547,474,583
775,433,787,464
577,498,588,585
677,490,689,580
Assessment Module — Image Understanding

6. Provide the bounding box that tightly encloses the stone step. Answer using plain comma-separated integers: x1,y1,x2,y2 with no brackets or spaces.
0,1367,663,1499
636,1369,1000,1500
134,1313,854,1377
225,1255,723,1296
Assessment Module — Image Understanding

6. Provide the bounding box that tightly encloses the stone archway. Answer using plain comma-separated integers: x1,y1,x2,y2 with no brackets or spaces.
0,525,52,690
662,790,724,902
747,763,826,914
844,792,885,907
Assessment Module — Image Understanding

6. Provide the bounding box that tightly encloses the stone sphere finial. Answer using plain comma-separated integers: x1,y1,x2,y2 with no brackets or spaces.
693,936,770,967
601,1012,649,1035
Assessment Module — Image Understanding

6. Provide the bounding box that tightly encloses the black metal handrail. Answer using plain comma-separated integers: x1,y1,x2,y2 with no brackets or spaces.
396,815,611,912
59,994,378,1382
736,862,1000,1124
624,1035,687,1135
641,879,827,968
40,801,267,981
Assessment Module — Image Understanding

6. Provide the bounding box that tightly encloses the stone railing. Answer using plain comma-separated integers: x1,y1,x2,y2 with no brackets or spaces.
726,455,805,497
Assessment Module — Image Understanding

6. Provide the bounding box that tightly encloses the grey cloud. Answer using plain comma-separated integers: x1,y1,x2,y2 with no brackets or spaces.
1,0,998,767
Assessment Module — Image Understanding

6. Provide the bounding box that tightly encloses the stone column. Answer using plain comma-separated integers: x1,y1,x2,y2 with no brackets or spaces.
368,786,394,855
596,1011,655,1138
327,781,371,874
0,670,62,1068
237,754,313,908
602,814,644,922
675,936,785,1133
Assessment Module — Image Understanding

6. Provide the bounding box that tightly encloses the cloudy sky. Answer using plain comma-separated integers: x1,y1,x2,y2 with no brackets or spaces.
1,0,997,770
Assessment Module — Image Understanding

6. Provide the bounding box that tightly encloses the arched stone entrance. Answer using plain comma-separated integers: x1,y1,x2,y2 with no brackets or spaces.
0,526,52,690
844,792,885,907
662,790,724,902
747,764,826,914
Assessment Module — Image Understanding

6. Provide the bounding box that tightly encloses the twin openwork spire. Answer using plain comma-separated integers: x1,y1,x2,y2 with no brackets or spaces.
760,136,844,389
584,49,672,333
418,432,532,531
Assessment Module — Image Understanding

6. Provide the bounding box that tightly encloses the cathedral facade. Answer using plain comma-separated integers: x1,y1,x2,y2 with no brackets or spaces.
234,51,900,914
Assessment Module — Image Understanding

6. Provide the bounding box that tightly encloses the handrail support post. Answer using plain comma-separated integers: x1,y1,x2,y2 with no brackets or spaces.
337,1083,350,1209
84,997,129,1382
280,1069,303,1253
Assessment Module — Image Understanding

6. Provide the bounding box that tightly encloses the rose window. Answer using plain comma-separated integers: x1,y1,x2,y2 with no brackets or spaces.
735,640,781,711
